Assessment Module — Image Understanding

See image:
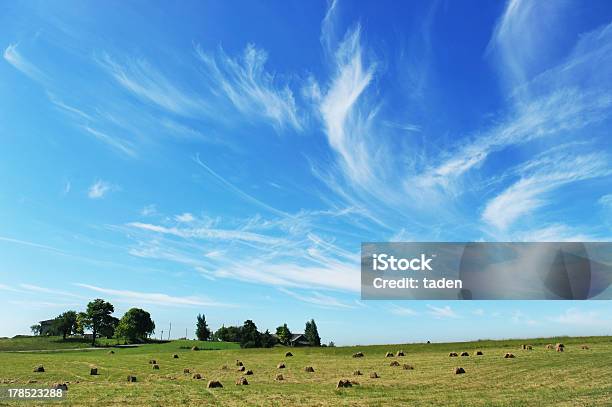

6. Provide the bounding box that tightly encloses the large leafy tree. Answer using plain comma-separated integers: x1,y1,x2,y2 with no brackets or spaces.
240,319,261,348
304,319,321,347
195,314,211,341
53,311,78,340
115,308,155,343
275,324,292,345
82,299,115,346
213,325,242,342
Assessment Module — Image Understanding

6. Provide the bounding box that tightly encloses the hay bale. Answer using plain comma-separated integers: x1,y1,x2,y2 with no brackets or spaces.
127,375,137,382
385,352,394,357
448,352,458,357
353,370,362,376
402,364,414,370
352,352,364,358
556,343,565,348
389,361,400,367
277,363,286,369
183,368,190,374
107,350,114,354
526,345,532,350
149,359,157,364
521,344,527,350
191,346,199,351
504,353,515,358
152,364,160,370
556,345,564,352
396,350,405,357
192,373,202,379
237,366,245,372
545,344,553,349
173,354,179,359
460,352,469,357
369,372,379,378
427,340,431,344
245,370,253,375
581,345,590,350
275,374,284,381
52,383,68,391
236,377,249,385
476,351,483,356
207,380,223,388
236,360,243,367
336,379,352,389
454,367,466,374
304,366,315,373
90,368,98,375
285,351,293,357
33,365,45,373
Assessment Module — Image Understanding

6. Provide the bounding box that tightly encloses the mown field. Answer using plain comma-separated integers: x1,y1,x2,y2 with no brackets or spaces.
0,336,610,406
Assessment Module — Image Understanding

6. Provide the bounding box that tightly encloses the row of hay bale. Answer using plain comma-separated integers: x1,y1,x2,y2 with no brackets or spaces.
448,351,483,357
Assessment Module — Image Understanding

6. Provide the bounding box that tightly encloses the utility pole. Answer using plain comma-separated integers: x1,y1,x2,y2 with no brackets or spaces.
168,322,172,341
185,328,188,340
160,330,164,341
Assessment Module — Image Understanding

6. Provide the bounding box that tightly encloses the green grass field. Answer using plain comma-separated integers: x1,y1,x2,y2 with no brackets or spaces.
0,336,610,406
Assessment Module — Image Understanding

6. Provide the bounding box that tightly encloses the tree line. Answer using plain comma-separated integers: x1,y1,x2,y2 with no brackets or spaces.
31,299,327,348
196,314,325,348
30,298,154,346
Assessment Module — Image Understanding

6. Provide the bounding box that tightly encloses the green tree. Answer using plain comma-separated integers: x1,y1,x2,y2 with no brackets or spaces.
240,319,261,348
115,308,155,343
82,299,115,346
53,311,78,340
275,323,292,345
304,319,321,347
195,314,211,341
30,324,41,336
75,312,87,335
261,329,276,348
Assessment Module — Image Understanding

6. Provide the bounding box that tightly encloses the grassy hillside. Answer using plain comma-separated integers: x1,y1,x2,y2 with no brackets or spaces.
0,336,240,352
0,336,610,406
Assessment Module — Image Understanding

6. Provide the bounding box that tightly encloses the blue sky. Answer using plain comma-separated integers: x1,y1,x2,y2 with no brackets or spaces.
1,0,611,344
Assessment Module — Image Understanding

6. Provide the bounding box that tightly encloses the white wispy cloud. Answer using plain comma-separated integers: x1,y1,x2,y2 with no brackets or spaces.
278,287,355,309
81,126,136,157
174,212,195,223
74,283,232,307
127,222,284,245
3,43,47,81
194,43,302,131
599,194,612,209
482,152,609,230
389,305,419,316
88,180,115,199
96,53,208,117
426,304,458,319
550,307,610,326
141,204,157,216
318,25,379,185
